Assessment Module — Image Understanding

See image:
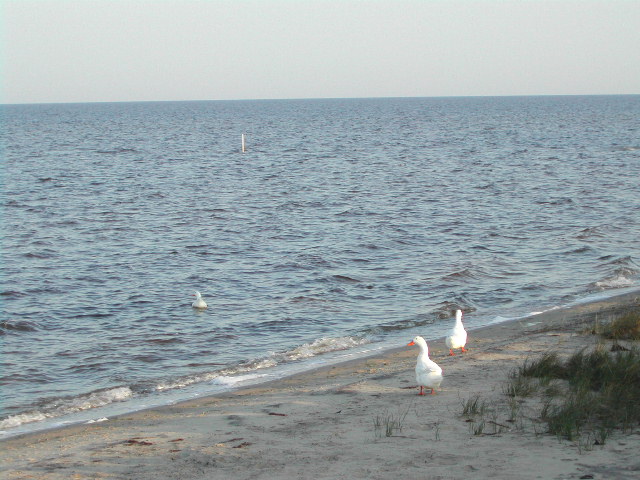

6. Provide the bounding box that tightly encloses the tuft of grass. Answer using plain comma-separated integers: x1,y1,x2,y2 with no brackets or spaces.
506,396,521,422
510,345,640,443
503,372,537,398
598,310,640,341
373,405,410,438
470,420,485,435
542,381,563,398
461,395,488,416
433,420,441,441
461,396,510,436
461,395,503,436
518,352,564,378
543,387,594,441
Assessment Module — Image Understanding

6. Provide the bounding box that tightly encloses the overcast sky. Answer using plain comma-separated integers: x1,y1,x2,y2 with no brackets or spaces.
2,0,639,104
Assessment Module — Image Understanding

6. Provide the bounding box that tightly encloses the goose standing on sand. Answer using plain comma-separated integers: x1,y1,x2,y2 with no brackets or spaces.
407,336,443,395
192,291,208,309
445,309,467,356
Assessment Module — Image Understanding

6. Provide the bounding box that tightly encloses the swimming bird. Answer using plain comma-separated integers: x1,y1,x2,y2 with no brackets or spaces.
445,309,467,356
192,291,208,309
407,336,443,395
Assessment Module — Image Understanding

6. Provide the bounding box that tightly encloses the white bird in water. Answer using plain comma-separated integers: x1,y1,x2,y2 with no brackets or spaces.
407,336,443,395
445,309,467,356
192,291,208,309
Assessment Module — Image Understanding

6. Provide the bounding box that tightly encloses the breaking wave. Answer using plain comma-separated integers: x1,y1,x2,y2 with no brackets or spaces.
155,335,368,393
0,387,132,430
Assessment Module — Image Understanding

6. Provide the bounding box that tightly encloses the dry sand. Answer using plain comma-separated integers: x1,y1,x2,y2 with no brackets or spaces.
2,290,640,480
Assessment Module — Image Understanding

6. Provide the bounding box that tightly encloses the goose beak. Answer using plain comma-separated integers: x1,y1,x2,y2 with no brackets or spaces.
407,341,415,346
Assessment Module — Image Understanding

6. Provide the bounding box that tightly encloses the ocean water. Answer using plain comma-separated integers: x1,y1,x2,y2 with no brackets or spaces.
1,95,639,437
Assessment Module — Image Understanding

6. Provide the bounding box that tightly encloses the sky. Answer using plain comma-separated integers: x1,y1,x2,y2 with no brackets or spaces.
2,0,639,104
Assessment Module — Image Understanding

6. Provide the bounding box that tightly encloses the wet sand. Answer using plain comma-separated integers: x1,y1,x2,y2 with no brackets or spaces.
2,289,640,480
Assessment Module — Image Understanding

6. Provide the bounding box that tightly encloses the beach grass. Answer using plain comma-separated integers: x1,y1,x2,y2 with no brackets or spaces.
373,404,411,438
507,308,640,443
463,306,640,446
461,395,488,417
536,346,640,439
596,309,640,341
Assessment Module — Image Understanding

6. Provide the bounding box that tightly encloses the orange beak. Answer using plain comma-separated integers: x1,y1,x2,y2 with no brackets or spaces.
407,341,415,346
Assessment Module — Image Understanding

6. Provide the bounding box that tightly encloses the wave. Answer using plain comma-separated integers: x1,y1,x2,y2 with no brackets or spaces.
365,316,435,335
145,336,184,345
155,358,278,392
280,336,368,361
442,268,479,281
275,254,335,271
592,271,637,290
22,251,56,259
330,274,362,283
155,335,368,393
0,290,24,297
591,256,639,290
566,246,593,254
598,255,637,268
68,312,114,319
0,320,39,333
441,266,505,283
96,147,138,155
0,386,132,430
535,197,574,206
213,373,270,387
576,226,605,240
363,301,476,335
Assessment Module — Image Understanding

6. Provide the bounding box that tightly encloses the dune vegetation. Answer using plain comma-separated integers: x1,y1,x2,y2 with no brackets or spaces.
463,308,640,450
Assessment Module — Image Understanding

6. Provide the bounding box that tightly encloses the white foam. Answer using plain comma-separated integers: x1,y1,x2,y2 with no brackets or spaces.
155,358,279,392
246,358,279,370
595,274,634,289
156,372,218,391
490,315,511,324
488,306,559,325
212,373,269,387
0,387,132,429
85,417,108,424
0,411,47,430
154,336,367,393
66,387,132,412
280,336,369,361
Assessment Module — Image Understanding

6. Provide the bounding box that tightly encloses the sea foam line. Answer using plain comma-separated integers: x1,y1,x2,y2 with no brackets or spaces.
155,335,369,392
0,386,132,430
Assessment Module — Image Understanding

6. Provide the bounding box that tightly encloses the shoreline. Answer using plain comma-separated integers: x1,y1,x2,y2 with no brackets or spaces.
2,288,640,479
4,287,638,441
219,286,640,398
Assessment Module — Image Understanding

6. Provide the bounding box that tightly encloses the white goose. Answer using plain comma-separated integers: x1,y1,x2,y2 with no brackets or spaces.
407,336,443,395
445,309,467,356
192,291,208,309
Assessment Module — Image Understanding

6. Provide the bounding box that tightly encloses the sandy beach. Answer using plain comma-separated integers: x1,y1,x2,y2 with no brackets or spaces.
2,289,640,480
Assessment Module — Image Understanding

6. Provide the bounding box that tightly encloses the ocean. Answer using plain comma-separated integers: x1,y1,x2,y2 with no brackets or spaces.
1,95,639,438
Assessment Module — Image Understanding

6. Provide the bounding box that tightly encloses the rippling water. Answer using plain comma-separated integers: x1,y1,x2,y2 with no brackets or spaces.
2,96,639,436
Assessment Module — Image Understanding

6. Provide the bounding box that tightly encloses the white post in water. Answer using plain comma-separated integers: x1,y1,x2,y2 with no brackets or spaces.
241,133,246,153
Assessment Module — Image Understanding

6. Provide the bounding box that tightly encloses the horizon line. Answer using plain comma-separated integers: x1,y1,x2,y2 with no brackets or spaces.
2,92,639,107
